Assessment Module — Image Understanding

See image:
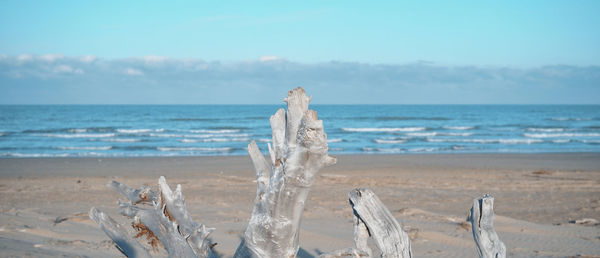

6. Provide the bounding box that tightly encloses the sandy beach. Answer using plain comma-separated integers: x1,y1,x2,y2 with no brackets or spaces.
1,153,599,257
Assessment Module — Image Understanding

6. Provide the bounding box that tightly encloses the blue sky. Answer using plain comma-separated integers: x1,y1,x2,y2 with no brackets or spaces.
1,1,599,104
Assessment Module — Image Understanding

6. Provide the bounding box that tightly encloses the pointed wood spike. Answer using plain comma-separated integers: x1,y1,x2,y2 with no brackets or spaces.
248,141,270,189
285,87,310,147
270,108,286,159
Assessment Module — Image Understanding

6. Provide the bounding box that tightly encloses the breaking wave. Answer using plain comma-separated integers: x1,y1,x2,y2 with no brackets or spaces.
373,139,407,144
442,126,475,130
157,147,233,152
41,133,116,138
524,133,600,138
342,127,426,132
56,146,113,150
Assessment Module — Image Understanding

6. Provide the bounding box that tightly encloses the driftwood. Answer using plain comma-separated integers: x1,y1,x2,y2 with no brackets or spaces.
234,87,336,257
90,176,215,257
320,188,412,258
469,194,506,258
89,87,506,258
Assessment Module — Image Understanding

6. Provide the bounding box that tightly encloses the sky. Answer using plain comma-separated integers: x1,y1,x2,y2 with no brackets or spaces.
0,1,599,104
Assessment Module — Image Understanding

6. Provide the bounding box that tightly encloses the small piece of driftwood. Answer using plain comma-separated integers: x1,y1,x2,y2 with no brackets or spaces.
234,87,336,258
320,188,412,258
469,194,506,258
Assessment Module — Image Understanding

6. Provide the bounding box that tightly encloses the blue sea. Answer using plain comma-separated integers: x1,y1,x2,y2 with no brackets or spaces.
0,105,599,157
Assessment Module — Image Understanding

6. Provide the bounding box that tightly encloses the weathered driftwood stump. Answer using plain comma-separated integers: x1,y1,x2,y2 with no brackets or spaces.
469,194,506,258
234,87,336,257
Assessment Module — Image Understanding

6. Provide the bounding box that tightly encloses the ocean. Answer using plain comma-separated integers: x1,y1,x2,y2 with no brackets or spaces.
0,105,599,157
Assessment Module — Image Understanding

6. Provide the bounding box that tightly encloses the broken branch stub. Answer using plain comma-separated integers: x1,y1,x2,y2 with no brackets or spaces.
234,87,336,258
320,188,411,258
470,194,506,258
349,188,412,258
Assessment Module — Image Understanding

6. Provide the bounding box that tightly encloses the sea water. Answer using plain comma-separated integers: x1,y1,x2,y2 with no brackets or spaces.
0,105,599,157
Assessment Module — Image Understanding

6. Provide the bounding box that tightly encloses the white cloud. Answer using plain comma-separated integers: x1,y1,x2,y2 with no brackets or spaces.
54,65,83,74
125,68,143,75
40,54,64,62
143,55,168,64
16,54,33,62
0,54,598,104
80,55,97,63
259,55,283,62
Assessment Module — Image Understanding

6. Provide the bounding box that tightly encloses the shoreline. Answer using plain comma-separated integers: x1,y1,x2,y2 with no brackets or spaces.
1,153,599,178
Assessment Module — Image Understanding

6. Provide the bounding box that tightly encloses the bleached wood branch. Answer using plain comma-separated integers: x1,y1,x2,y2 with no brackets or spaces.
109,180,157,204
321,188,411,258
352,213,373,257
89,207,151,258
349,188,412,258
234,87,336,258
90,177,215,257
470,194,506,258
158,176,215,257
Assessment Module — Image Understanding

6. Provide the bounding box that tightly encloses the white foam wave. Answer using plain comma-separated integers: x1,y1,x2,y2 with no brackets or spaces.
524,133,600,138
157,147,233,152
117,128,164,134
527,128,564,132
189,129,240,133
552,139,570,143
256,138,272,143
150,133,183,138
2,153,71,157
443,126,474,130
179,138,250,143
427,138,543,144
581,140,600,144
342,127,426,132
407,132,437,137
329,148,344,151
362,147,404,153
443,132,473,136
57,146,113,150
373,139,407,144
327,138,344,143
406,132,473,137
41,133,116,138
68,129,87,133
150,133,249,138
408,147,438,152
100,138,141,142
551,117,592,121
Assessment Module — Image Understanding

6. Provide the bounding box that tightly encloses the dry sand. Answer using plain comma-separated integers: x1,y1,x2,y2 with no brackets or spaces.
1,153,599,257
